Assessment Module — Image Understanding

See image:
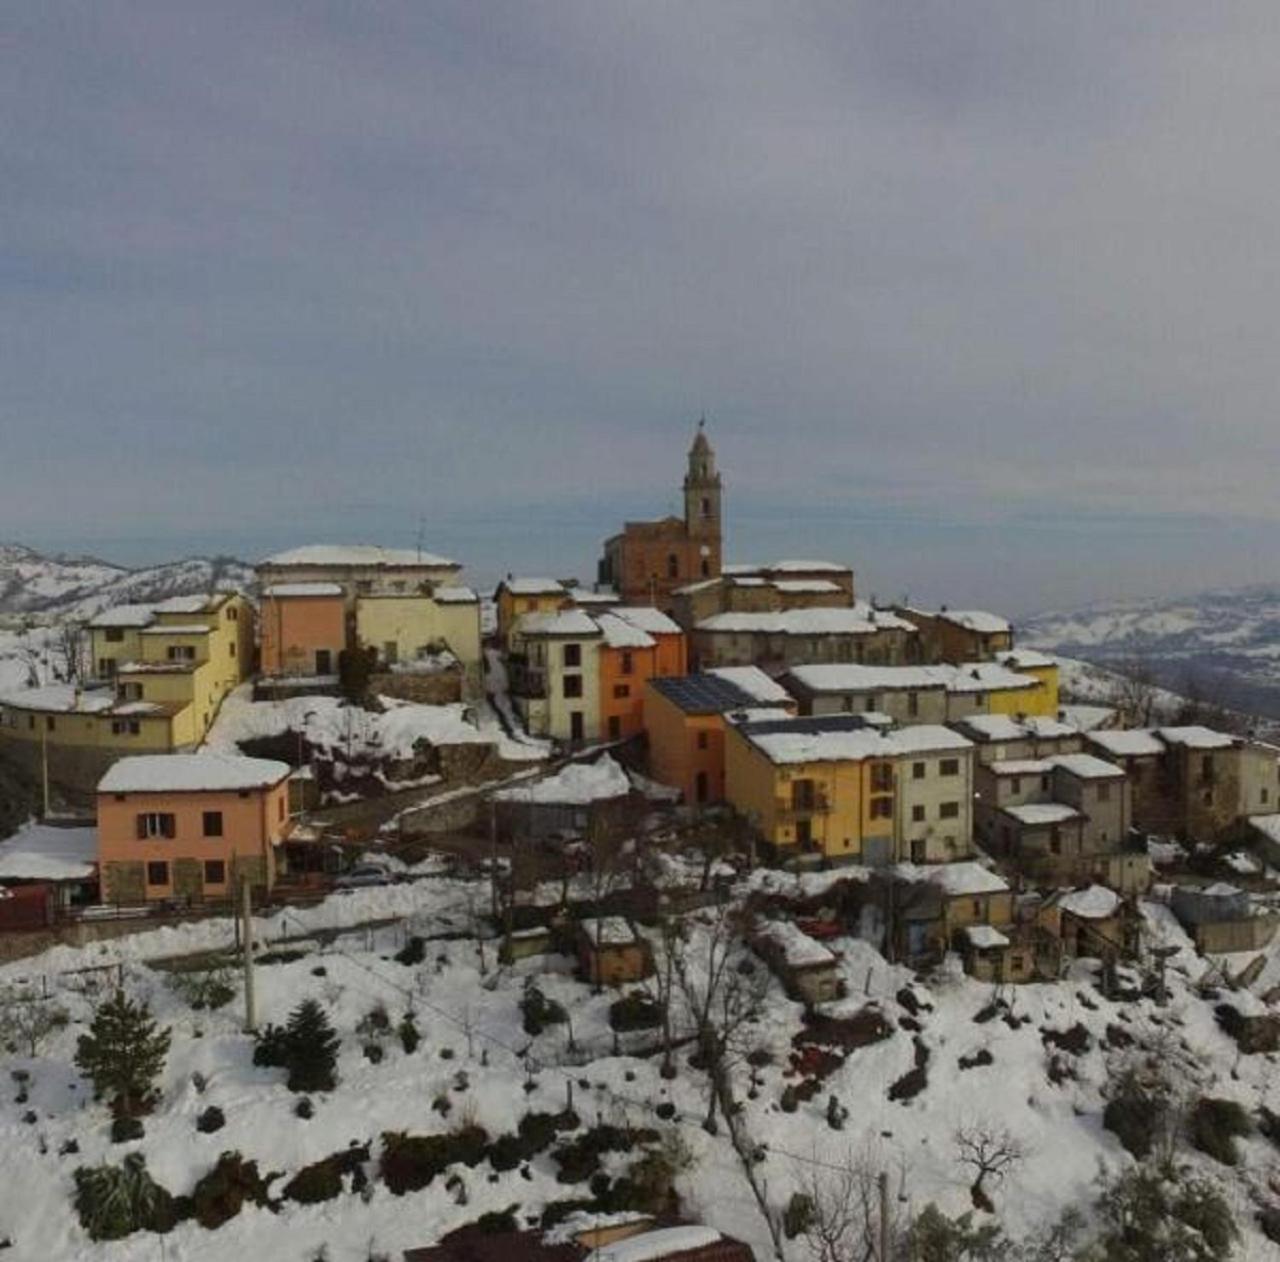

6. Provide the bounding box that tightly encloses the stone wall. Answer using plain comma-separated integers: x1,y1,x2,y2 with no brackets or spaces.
371,670,464,706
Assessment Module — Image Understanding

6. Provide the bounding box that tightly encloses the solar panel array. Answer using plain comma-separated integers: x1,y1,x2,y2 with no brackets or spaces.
650,673,758,714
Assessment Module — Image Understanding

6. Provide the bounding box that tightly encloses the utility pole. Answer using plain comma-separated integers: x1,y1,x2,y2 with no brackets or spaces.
878,1169,891,1262
40,721,50,819
240,873,257,1032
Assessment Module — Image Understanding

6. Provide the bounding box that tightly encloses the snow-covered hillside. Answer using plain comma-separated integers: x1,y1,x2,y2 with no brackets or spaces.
1023,584,1280,719
0,543,253,620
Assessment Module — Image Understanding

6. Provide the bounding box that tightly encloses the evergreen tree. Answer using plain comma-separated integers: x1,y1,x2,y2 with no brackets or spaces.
75,990,171,1119
284,999,340,1093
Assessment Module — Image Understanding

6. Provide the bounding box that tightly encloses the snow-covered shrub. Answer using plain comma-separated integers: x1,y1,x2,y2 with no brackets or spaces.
75,990,171,1120
398,1014,420,1053
1189,1097,1252,1167
284,1144,369,1205
379,1126,489,1196
72,1154,182,1241
1086,1162,1236,1260
551,1124,657,1185
110,1116,144,1143
190,1152,274,1228
168,967,236,1012
520,982,567,1036
395,937,426,967
608,992,663,1032
196,1106,225,1134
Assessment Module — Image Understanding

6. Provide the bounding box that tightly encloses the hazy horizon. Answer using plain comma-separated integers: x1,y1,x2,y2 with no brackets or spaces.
6,4,1280,616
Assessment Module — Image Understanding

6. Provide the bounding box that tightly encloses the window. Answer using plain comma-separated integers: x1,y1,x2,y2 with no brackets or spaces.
907,691,919,717
1263,788,1271,804
45,716,56,732
940,758,960,777
621,651,633,675
570,711,585,742
701,496,711,519
202,811,223,837
870,796,893,820
667,554,679,579
911,839,926,862
105,627,124,643
971,898,983,918
612,684,630,699
940,801,960,819
278,797,285,820
701,559,710,577
167,644,195,662
228,607,238,621
563,644,581,668
27,715,35,730
563,674,583,699
1010,777,1021,794
870,763,893,792
1096,782,1111,803
912,761,925,780
98,658,115,677
118,682,144,701
111,719,141,736
146,861,169,887
136,813,176,839
912,805,925,822
1049,827,1061,854
1040,775,1050,792
204,859,226,885
229,641,236,657
697,731,709,750
865,695,880,712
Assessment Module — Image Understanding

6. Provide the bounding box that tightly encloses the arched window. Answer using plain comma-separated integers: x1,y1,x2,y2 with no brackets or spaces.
701,496,711,518
700,559,710,577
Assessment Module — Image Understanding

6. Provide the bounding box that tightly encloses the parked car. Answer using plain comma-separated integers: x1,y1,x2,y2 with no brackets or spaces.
334,862,394,890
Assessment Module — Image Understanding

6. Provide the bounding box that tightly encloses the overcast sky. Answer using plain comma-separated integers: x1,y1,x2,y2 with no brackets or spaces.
4,3,1280,613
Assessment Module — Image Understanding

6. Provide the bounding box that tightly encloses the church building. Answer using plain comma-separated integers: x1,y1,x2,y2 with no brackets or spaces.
598,422,723,611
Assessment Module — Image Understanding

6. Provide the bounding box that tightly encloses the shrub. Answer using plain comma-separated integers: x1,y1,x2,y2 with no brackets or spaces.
552,1125,656,1185
609,992,663,1032
260,1001,340,1093
75,990,171,1120
357,1004,391,1036
395,937,426,967
1189,1097,1252,1167
520,983,567,1036
252,1024,290,1069
295,1097,314,1120
169,968,236,1012
284,1145,369,1205
73,1154,184,1241
399,1016,420,1054
380,1126,490,1196
780,1084,799,1113
783,1192,815,1239
364,1044,384,1064
196,1106,225,1134
190,1152,273,1229
1091,1162,1236,1261
111,1117,144,1143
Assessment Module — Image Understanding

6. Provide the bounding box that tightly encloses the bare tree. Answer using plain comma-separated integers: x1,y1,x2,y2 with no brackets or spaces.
793,1147,910,1262
953,1121,1027,1212
52,621,87,684
0,989,68,1057
1110,657,1159,727
650,911,685,1079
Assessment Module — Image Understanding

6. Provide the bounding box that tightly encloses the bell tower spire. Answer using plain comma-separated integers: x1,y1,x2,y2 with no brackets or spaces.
684,417,722,555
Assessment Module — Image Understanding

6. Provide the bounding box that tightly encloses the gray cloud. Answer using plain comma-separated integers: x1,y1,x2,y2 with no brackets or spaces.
3,2,1279,608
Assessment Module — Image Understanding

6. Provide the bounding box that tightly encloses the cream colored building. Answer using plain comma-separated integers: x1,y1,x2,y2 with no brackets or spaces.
256,544,462,601
354,589,482,675
508,609,603,743
893,727,976,863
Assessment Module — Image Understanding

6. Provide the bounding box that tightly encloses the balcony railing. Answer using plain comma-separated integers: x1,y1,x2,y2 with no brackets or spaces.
775,789,830,817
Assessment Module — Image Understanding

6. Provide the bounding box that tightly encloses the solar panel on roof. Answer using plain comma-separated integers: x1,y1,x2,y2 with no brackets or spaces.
651,674,757,713
735,714,879,738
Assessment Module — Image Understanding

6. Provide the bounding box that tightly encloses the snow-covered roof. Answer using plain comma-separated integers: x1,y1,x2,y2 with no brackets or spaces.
939,609,1011,634
596,614,656,649
721,563,760,575
1249,814,1280,845
516,609,601,638
566,588,618,605
919,861,1009,896
989,759,1053,776
754,918,837,968
996,649,1056,670
768,559,847,573
671,578,720,596
577,916,637,946
773,579,842,594
707,666,791,705
0,684,117,714
741,719,969,764
1003,802,1082,827
0,820,97,882
434,585,478,604
1057,704,1117,732
698,604,914,635
888,725,974,755
964,924,1010,949
729,576,768,587
1202,882,1243,898
495,756,631,805
1058,885,1121,919
1157,726,1236,750
787,664,947,692
944,662,1039,694
99,753,291,794
1086,729,1166,757
611,607,682,636
87,604,155,629
959,713,1077,741
1049,753,1125,780
501,577,568,596
262,582,344,598
151,594,213,614
583,1226,722,1262
262,544,457,569
140,623,211,635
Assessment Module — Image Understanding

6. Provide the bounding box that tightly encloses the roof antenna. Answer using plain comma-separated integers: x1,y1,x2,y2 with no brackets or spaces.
416,515,426,562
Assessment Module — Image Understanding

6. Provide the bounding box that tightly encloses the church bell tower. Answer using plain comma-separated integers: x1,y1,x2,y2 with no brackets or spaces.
684,419,722,577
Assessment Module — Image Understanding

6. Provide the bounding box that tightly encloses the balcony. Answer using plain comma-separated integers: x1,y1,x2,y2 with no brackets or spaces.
506,657,547,699
775,789,830,818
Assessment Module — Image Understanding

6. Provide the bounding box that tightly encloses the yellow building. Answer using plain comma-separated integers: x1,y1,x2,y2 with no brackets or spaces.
354,588,482,678
494,578,570,645
725,715,975,865
995,650,1060,714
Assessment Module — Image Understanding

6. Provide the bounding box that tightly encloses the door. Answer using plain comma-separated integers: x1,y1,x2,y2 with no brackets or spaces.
607,716,621,741
315,649,332,675
695,770,709,803
569,711,584,742
862,836,892,868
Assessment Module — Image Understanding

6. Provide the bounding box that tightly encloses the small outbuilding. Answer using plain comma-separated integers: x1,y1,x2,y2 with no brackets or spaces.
577,916,652,985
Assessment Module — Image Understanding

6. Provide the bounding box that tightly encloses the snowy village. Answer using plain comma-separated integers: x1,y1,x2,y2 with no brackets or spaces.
0,427,1279,1261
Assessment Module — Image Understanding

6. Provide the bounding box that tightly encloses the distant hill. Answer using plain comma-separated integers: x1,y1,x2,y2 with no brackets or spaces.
0,542,254,621
1022,583,1280,720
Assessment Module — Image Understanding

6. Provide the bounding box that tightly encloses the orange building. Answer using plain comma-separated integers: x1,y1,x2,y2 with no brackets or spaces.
645,669,795,804
260,582,348,677
96,753,293,903
598,422,723,612
597,608,688,742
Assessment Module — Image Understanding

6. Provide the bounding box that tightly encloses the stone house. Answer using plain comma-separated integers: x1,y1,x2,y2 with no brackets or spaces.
893,608,1013,663
576,916,652,984
750,917,841,1005
950,713,1083,765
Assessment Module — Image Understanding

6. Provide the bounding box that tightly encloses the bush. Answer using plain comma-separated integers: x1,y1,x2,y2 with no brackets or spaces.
284,1145,369,1205
73,1154,184,1241
552,1125,656,1185
295,1097,314,1120
520,983,567,1036
1091,1162,1237,1261
912,1205,1006,1262
783,1192,815,1239
190,1152,273,1229
380,1126,490,1196
357,1004,391,1036
254,1002,340,1092
1189,1097,1252,1167
364,1043,384,1064
252,1024,290,1069
169,968,236,1012
395,937,426,967
196,1106,225,1134
398,1016,420,1054
609,992,663,1032
111,1117,144,1143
